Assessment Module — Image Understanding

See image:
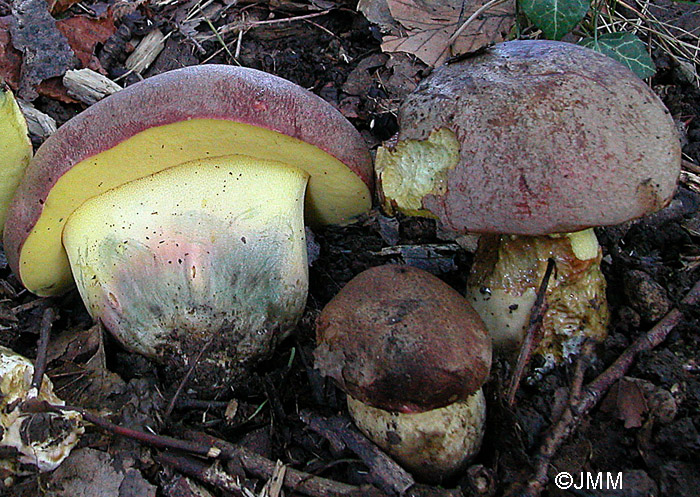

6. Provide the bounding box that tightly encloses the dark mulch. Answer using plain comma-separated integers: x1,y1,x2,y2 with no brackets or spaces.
1,1,699,496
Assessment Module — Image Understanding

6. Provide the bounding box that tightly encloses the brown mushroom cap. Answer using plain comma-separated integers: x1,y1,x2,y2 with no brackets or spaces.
4,64,373,296
376,40,681,236
315,265,491,413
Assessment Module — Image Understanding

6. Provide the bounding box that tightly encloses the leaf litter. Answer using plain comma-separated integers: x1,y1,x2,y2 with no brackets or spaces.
360,0,516,66
0,1,699,496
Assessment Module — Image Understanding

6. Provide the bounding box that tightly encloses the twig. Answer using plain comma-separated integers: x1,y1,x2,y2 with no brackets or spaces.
173,398,231,411
506,258,556,406
196,10,333,43
446,0,513,47
300,410,415,496
30,307,57,393
507,277,700,497
24,400,222,458
12,298,49,315
165,335,215,418
518,341,595,496
157,451,246,497
183,430,374,497
26,399,372,497
244,9,332,27
580,278,700,412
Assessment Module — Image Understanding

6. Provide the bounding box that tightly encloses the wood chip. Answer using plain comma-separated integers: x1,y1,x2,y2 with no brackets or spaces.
125,29,167,74
63,68,122,104
17,99,57,138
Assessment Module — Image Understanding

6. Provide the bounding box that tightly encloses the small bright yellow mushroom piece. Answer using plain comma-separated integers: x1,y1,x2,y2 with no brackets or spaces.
63,156,309,386
0,346,83,486
0,85,32,230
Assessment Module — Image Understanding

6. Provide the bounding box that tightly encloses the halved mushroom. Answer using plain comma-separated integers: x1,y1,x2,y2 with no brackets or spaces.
375,40,681,364
4,65,373,391
315,265,491,481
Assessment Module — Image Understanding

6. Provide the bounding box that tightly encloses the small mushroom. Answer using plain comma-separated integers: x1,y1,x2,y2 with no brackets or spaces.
0,84,32,230
375,40,681,364
315,265,491,481
4,65,373,392
0,346,83,486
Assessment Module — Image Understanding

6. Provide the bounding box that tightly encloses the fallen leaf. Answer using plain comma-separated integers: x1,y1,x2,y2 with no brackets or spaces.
383,53,424,97
45,448,157,497
601,377,649,429
57,14,117,71
362,0,516,66
47,0,83,15
52,324,127,407
10,0,77,100
342,53,388,96
37,76,79,103
47,324,101,364
0,16,22,88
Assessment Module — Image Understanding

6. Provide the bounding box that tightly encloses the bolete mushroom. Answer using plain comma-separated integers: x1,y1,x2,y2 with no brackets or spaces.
0,346,83,485
4,65,373,391
315,265,491,481
375,40,681,364
0,84,32,230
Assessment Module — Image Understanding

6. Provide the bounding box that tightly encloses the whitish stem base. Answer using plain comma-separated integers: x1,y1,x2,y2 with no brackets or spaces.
62,155,309,392
347,389,486,482
466,229,609,365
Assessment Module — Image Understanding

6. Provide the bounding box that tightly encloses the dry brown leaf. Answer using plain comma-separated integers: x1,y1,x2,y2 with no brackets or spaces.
57,14,117,71
46,0,82,15
373,0,516,66
37,76,78,103
601,377,649,429
45,448,157,497
0,16,22,88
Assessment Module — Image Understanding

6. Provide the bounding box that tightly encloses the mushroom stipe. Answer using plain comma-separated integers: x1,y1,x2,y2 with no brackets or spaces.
62,157,309,386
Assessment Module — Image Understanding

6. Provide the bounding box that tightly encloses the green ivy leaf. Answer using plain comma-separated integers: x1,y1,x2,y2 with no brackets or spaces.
521,0,590,40
579,32,656,79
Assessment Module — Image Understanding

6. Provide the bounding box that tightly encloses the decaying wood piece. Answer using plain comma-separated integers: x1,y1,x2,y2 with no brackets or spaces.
125,29,166,73
63,68,122,104
300,410,415,496
157,452,247,497
183,430,376,497
17,100,57,138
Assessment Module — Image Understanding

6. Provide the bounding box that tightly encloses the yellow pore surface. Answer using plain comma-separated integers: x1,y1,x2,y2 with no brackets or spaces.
20,119,371,295
0,89,32,231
